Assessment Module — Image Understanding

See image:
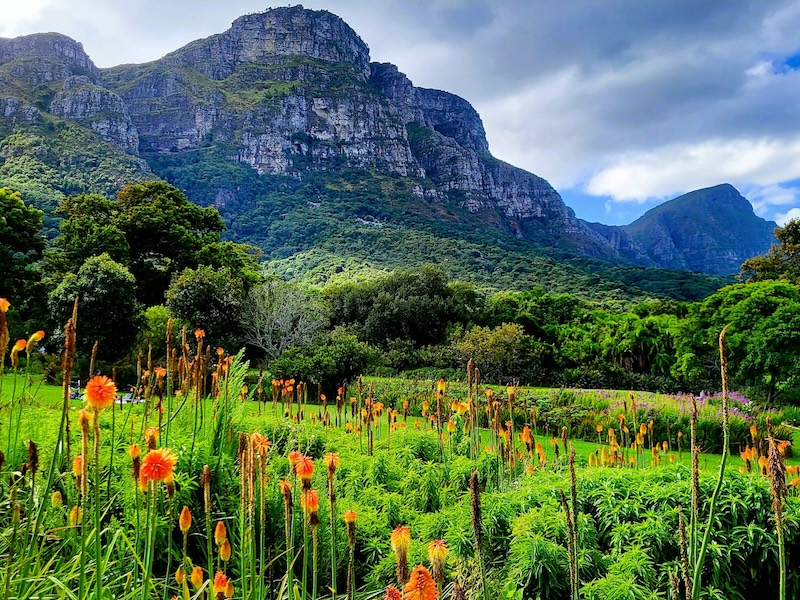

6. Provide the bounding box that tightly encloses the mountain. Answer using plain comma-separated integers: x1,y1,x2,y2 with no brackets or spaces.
586,184,777,275
0,7,762,297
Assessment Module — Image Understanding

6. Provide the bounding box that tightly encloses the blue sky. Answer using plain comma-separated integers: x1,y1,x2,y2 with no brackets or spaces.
4,0,800,226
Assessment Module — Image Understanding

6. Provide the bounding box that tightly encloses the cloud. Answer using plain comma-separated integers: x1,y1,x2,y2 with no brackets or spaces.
584,137,800,202
776,207,800,226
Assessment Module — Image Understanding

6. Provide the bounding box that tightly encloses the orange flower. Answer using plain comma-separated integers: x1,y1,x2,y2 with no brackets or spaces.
84,375,117,411
385,586,402,600
72,455,83,478
427,540,448,562
10,339,25,366
194,329,205,341
179,506,192,533
225,581,234,598
251,433,271,456
404,565,438,600
190,566,204,589
288,450,301,470
140,448,178,483
324,452,340,473
343,509,357,524
219,538,232,562
175,566,186,585
69,505,82,526
302,489,320,514
26,330,44,353
296,455,314,482
129,444,141,459
391,525,411,554
145,424,159,442
215,521,227,545
212,571,228,595
0,298,9,313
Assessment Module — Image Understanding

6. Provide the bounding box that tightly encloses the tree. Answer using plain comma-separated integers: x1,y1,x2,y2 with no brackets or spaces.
269,329,376,397
165,266,244,349
672,281,800,397
48,181,259,306
241,280,327,361
327,266,476,346
741,219,800,282
453,323,531,382
49,253,142,362
0,188,45,333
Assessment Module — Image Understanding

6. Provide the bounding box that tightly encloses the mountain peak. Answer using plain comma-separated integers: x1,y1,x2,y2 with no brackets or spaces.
622,184,775,274
0,32,100,85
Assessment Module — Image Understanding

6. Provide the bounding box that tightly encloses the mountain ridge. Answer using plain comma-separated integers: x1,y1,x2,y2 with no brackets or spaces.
0,6,776,288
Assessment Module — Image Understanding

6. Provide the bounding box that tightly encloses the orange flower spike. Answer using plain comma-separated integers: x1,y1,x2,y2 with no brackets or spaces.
343,509,357,524
26,330,45,353
179,506,192,533
288,450,302,472
71,455,82,478
404,565,438,600
295,455,314,483
391,524,411,554
84,375,117,411
140,448,178,482
436,379,446,393
190,566,204,589
0,298,9,313
129,444,141,459
225,581,234,598
215,521,227,546
219,538,232,562
385,586,402,600
750,425,758,439
324,452,340,474
10,339,26,366
596,424,603,434
251,433,271,456
175,566,186,585
302,489,320,514
427,539,448,562
212,571,229,595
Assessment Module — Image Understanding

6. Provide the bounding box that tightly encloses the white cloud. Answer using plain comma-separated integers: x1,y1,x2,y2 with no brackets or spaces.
0,0,53,37
584,137,800,202
776,207,800,226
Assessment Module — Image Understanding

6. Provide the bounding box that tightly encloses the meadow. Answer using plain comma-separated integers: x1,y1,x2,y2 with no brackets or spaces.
1,310,798,600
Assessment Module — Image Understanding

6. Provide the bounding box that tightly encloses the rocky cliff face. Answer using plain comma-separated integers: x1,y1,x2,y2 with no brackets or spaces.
0,7,777,275
98,6,607,252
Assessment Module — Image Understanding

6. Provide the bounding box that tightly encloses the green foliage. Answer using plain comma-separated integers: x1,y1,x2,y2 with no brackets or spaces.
48,253,142,362
741,218,800,282
269,329,377,396
165,265,245,348
0,187,45,330
453,323,530,381
48,180,259,307
327,266,474,347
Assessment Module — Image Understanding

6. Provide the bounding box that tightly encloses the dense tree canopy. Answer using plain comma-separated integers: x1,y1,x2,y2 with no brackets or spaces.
49,253,142,362
0,187,44,303
48,181,259,306
741,219,799,283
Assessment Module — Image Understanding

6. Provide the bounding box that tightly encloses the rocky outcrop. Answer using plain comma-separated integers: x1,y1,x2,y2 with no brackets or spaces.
49,76,139,153
0,33,100,86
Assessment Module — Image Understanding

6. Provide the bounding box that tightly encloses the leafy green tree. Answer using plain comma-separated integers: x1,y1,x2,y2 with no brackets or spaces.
672,280,800,398
0,187,45,333
269,329,377,396
453,323,532,381
49,253,142,362
326,266,477,346
165,266,244,349
136,305,186,360
48,181,259,306
741,219,799,282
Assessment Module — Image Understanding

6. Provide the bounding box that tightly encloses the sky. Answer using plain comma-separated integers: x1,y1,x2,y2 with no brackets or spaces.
3,0,800,226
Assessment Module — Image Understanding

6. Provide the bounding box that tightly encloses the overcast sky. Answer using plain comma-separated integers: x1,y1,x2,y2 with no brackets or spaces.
4,0,800,225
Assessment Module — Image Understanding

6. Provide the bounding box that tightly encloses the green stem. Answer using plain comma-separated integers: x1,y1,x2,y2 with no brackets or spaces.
94,409,103,600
